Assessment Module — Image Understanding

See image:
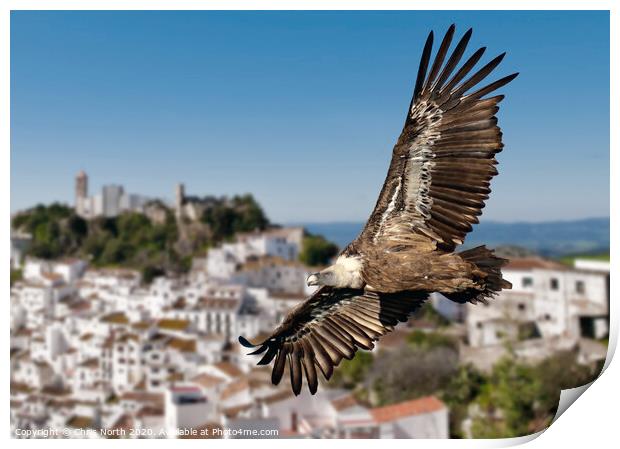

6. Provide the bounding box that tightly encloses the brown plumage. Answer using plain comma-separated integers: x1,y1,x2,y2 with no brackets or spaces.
240,24,517,395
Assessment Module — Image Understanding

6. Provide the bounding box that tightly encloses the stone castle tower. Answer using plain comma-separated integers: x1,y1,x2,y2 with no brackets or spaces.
75,170,88,214
175,183,185,219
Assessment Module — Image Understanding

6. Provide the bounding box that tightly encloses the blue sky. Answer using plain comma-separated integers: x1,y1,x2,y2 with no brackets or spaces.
11,11,609,223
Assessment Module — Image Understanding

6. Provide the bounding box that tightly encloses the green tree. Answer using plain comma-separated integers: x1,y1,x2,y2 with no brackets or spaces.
406,330,457,350
471,357,541,438
10,268,23,286
99,238,123,265
533,350,599,416
299,234,339,266
331,351,374,389
441,364,487,438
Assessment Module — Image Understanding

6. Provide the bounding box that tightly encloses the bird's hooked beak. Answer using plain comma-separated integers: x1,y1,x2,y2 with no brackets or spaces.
306,273,320,286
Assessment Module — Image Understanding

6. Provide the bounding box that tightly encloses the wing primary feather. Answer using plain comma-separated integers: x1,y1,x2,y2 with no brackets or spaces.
299,342,319,394
306,333,334,379
411,30,434,103
432,28,473,92
238,336,258,348
289,344,303,396
423,24,455,94
310,329,343,365
256,344,278,365
438,47,486,97
247,344,269,355
332,316,374,350
324,317,356,344
317,325,355,359
452,52,506,98
463,73,519,102
271,344,288,385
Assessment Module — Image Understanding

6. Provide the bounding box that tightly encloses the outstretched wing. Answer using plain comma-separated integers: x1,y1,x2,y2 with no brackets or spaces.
358,25,518,252
239,286,427,395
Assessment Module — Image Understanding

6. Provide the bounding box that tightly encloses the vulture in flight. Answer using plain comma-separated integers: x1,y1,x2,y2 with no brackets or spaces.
239,25,518,395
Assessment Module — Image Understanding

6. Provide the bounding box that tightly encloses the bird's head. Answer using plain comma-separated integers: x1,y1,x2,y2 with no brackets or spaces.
306,269,337,287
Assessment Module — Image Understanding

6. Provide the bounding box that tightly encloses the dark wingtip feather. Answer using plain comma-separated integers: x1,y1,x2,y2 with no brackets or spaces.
290,349,303,396
248,344,269,356
423,25,457,94
271,347,287,385
238,335,257,348
432,27,474,92
412,30,434,100
256,344,278,364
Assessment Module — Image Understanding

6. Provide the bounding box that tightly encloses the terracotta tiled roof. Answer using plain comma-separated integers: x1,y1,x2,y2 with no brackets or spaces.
10,382,34,394
331,394,360,411
241,255,305,271
261,389,294,405
79,358,99,369
268,291,307,300
213,361,243,378
191,373,226,389
131,321,152,330
14,327,33,337
116,333,139,343
70,300,91,311
101,312,129,325
110,414,134,432
41,272,64,282
167,372,184,382
157,319,190,330
121,392,164,407
504,257,567,271
136,405,164,417
220,379,250,400
66,415,94,429
196,297,240,310
370,396,446,423
167,337,197,353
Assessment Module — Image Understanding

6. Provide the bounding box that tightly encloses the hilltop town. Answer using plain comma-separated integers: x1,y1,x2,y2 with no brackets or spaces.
9,172,610,439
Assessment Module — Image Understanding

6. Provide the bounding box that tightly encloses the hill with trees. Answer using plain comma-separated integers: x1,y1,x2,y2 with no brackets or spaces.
12,194,339,283
12,195,269,282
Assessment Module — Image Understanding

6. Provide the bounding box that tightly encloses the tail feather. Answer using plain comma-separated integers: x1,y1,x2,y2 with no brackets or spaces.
445,245,511,304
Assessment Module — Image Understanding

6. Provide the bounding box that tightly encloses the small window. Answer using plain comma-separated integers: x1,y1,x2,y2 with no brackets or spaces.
476,322,483,329
522,277,533,288
544,314,551,321
550,278,559,290
576,281,586,294
518,303,526,311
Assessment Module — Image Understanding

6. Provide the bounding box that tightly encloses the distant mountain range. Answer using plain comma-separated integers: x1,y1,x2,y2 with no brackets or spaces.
297,217,610,258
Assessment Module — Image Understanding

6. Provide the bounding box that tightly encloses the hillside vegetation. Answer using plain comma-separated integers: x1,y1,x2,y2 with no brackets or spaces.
12,195,270,282
12,195,339,283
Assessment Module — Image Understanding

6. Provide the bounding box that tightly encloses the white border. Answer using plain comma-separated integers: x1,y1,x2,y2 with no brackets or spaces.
2,2,616,448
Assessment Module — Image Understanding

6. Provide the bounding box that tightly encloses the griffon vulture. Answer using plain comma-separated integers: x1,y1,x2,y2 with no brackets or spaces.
239,25,518,396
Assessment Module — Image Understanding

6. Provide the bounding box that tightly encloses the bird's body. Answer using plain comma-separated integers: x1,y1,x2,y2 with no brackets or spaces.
239,24,518,396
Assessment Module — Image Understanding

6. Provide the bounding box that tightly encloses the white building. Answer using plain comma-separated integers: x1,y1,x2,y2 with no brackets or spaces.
164,386,215,434
206,228,303,280
466,257,610,348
